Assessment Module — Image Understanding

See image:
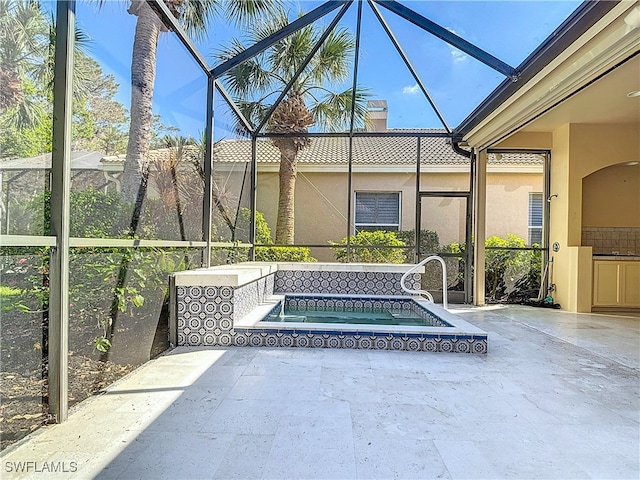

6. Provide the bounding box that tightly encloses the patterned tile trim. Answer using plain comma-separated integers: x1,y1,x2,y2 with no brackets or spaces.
231,329,487,354
274,270,421,295
176,275,275,346
176,285,234,347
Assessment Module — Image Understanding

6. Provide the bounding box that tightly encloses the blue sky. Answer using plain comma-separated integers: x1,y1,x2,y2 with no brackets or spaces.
73,0,582,138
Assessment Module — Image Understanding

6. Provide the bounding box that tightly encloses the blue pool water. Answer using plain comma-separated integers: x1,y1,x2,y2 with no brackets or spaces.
262,295,453,328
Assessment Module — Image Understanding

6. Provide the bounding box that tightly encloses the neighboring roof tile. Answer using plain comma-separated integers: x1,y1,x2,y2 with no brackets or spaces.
213,130,544,166
0,151,107,170
1,133,543,171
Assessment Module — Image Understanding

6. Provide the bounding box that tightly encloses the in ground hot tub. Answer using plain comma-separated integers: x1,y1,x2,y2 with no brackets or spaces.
171,262,487,353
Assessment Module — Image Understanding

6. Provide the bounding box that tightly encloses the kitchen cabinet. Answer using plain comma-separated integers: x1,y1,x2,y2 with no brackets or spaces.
593,259,640,307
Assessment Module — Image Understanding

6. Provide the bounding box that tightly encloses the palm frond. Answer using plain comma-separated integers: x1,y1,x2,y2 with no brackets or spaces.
175,0,220,41
309,27,353,85
158,0,282,41
311,87,370,132
269,23,316,81
222,0,280,27
0,88,46,130
213,6,370,137
235,99,272,129
248,8,290,44
214,38,274,99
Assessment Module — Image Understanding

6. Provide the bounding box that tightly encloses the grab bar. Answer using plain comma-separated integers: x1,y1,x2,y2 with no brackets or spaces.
400,255,448,310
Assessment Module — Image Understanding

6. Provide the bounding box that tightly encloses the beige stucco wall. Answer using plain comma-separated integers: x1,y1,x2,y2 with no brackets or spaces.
486,172,544,241
549,123,640,312
255,167,541,261
582,163,640,227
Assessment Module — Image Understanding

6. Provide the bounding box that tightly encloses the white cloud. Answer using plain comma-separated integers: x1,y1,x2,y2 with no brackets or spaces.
403,84,420,95
446,27,469,63
451,49,468,63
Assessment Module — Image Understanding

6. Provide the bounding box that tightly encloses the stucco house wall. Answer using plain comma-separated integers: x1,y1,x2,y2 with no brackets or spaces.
547,123,640,312
255,166,543,261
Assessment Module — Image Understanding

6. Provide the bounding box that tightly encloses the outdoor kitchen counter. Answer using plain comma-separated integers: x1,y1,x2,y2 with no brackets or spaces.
592,256,640,308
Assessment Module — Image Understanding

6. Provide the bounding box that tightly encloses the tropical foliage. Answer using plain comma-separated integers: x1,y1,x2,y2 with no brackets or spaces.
222,208,316,263
215,8,369,244
0,0,129,159
331,230,407,264
447,233,542,301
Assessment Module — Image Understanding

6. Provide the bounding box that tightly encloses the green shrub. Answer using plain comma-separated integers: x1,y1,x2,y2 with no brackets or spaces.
219,208,317,263
397,229,441,254
331,230,407,263
235,209,272,245
0,285,24,312
485,233,541,301
255,246,316,262
27,188,132,238
443,235,542,302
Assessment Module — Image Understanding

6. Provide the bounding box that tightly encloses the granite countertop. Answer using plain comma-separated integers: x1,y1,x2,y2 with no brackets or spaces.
593,254,640,260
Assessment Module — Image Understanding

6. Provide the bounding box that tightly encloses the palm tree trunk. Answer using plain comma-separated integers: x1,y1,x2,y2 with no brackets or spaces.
120,1,164,217
275,141,298,244
103,1,165,363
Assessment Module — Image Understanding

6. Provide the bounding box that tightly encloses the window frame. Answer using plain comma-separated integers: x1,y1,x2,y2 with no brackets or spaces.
528,192,543,246
354,191,402,232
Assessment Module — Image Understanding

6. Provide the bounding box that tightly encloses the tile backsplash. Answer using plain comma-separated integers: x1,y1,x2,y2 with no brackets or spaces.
582,226,640,255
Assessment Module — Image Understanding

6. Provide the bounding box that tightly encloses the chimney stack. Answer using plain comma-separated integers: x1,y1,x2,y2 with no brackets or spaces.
366,100,388,132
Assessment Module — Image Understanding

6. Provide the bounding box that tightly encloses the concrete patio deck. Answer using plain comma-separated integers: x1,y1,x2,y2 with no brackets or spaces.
2,305,639,479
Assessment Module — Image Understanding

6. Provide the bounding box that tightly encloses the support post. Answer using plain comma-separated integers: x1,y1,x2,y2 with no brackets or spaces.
203,76,215,267
250,137,257,261
414,138,421,263
49,0,75,423
464,149,475,303
473,148,487,306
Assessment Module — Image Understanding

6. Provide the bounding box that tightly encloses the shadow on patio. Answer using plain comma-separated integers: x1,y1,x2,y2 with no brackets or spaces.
1,305,638,479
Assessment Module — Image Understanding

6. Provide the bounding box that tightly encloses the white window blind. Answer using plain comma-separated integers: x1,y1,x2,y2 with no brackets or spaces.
528,193,543,245
355,192,400,231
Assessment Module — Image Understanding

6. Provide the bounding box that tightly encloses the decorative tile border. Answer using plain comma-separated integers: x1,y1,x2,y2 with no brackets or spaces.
231,329,488,354
176,285,234,346
176,275,275,346
274,270,421,295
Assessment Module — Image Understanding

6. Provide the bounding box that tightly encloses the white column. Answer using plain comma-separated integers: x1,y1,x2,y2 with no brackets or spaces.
473,149,487,306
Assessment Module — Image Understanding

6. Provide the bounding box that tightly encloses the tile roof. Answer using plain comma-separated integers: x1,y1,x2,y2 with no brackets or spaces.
213,131,544,166
1,133,544,171
0,151,107,170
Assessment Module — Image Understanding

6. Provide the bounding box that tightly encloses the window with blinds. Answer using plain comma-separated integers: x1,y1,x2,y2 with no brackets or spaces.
355,192,401,232
528,192,543,245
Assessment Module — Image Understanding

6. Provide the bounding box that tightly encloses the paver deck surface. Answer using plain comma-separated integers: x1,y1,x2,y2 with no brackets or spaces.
2,305,639,479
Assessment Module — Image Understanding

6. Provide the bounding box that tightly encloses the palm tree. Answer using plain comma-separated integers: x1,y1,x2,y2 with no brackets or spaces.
0,0,92,129
120,0,274,230
215,9,369,244
0,0,48,118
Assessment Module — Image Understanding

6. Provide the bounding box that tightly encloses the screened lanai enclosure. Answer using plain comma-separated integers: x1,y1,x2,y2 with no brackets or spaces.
1,0,597,448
